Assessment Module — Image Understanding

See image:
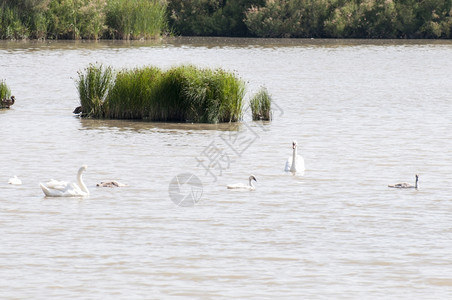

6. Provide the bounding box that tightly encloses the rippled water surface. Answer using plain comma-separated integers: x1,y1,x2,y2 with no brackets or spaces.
1,38,451,298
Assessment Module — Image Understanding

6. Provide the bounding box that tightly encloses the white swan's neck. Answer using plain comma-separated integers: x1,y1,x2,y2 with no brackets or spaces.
248,177,255,189
77,167,89,194
290,146,297,172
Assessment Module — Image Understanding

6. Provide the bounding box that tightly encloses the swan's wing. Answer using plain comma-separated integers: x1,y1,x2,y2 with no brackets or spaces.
40,183,65,197
388,182,412,188
8,176,22,185
285,156,292,172
40,181,86,197
399,182,412,188
45,179,69,190
227,183,247,189
64,182,83,194
40,179,69,197
296,155,305,171
227,183,254,190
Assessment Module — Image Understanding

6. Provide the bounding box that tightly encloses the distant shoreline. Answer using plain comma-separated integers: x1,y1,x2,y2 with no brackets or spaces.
2,1,451,40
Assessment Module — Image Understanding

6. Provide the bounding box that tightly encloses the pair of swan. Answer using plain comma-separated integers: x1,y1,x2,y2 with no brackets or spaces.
40,165,127,197
388,174,419,189
282,141,419,190
226,140,305,191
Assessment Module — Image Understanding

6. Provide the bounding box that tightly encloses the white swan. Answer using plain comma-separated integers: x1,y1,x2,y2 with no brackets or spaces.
388,174,419,189
8,176,22,185
96,180,127,187
40,165,89,197
227,175,257,191
284,140,305,174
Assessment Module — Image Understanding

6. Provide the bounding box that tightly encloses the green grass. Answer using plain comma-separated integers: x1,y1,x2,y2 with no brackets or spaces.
77,64,246,123
0,80,11,99
0,0,168,40
250,87,272,121
76,64,114,117
106,0,168,40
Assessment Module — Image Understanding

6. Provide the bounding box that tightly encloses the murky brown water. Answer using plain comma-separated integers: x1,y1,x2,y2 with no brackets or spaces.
1,38,451,298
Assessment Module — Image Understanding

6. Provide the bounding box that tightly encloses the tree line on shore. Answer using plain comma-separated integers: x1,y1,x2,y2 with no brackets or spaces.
1,0,451,39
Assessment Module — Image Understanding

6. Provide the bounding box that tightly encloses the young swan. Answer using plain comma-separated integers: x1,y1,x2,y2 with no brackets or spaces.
388,174,419,189
227,175,257,191
97,181,127,187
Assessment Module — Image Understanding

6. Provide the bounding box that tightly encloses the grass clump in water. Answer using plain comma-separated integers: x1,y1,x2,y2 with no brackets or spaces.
76,64,114,117
180,66,245,123
0,80,11,99
250,87,272,121
105,66,163,119
78,64,245,123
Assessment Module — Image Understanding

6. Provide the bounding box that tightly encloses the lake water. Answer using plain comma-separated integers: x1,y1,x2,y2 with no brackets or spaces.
0,38,451,298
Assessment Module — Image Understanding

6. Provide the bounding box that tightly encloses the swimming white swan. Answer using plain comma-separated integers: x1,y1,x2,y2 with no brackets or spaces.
40,165,89,197
227,175,257,191
96,180,127,187
388,174,419,189
285,140,305,174
8,176,22,185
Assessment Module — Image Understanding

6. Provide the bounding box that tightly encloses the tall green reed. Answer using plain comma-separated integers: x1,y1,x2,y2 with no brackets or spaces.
105,66,163,119
0,4,29,39
250,87,272,121
106,0,167,39
76,64,114,117
0,80,11,99
174,65,245,123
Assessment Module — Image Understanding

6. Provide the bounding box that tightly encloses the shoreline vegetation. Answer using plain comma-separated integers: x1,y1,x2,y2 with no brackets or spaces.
1,1,451,40
76,64,246,123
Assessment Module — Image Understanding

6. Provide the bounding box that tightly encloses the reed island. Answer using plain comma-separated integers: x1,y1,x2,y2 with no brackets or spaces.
75,64,249,123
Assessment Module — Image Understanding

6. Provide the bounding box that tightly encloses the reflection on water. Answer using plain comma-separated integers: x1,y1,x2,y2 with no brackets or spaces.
2,37,452,53
78,117,243,132
0,39,451,299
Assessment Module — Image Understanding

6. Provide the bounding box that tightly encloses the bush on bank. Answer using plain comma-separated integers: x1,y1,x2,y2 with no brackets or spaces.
244,0,452,38
1,0,451,40
0,0,167,40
